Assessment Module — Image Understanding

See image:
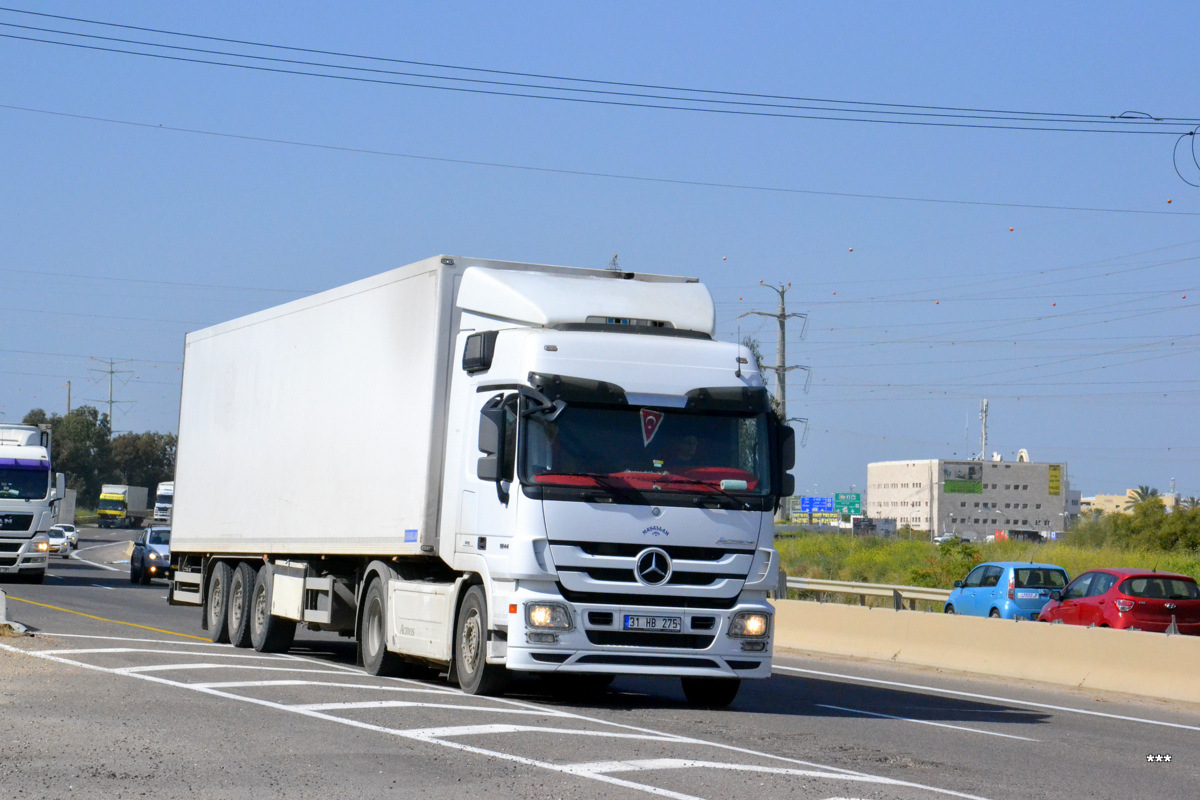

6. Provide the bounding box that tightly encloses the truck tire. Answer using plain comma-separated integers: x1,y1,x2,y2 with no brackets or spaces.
205,562,232,643
360,579,405,677
681,676,740,709
454,585,507,696
250,563,296,653
226,562,256,648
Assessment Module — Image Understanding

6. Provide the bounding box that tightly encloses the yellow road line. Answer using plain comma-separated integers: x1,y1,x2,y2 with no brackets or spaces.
7,596,209,641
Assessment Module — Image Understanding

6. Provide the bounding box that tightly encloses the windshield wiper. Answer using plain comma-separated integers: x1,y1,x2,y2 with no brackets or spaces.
655,473,753,510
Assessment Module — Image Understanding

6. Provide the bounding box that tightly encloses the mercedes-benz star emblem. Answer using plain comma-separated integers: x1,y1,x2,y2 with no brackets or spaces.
634,547,672,586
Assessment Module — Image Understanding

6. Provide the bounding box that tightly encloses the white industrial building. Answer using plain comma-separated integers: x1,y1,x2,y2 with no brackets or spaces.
866,456,1081,540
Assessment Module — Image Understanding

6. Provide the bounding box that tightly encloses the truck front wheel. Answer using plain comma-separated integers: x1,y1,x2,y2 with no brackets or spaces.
454,585,507,696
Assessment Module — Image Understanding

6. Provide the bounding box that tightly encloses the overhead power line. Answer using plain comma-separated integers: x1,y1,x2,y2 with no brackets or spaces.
0,8,1196,134
4,103,1199,218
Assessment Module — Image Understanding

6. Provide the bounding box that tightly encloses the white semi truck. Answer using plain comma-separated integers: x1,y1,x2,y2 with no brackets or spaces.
153,481,174,522
170,256,794,705
97,484,149,529
0,423,66,583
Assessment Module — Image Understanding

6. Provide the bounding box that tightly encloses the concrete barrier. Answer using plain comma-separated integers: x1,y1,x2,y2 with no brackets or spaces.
772,598,1200,705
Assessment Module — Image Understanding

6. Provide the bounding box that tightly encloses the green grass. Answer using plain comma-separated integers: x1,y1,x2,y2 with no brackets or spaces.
775,531,1200,591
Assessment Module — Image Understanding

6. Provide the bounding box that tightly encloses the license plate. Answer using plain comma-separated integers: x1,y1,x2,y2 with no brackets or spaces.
1016,591,1042,600
623,615,681,632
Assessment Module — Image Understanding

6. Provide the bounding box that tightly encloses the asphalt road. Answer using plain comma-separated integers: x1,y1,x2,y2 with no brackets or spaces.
1,526,1197,800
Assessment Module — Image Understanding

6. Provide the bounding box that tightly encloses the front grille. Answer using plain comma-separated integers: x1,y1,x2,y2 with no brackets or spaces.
727,660,764,670
559,587,739,610
0,556,17,567
0,541,25,552
0,514,34,532
531,652,570,663
550,539,755,604
586,630,715,648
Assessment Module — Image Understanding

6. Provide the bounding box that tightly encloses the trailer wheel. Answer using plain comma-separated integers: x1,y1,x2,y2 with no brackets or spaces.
205,562,232,643
226,562,256,648
454,585,507,696
681,676,740,709
250,563,296,653
360,579,406,676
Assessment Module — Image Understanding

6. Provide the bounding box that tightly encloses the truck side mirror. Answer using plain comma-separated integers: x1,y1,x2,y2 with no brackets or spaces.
779,474,795,497
779,425,796,471
54,472,66,500
476,405,504,480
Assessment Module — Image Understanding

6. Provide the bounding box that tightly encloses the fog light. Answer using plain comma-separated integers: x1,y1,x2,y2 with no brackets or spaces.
526,603,573,630
741,640,768,652
729,612,770,638
527,632,558,644
149,566,157,574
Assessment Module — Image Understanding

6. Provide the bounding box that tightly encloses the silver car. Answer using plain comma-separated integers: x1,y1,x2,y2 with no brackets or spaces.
46,526,72,558
50,523,78,549
130,527,171,584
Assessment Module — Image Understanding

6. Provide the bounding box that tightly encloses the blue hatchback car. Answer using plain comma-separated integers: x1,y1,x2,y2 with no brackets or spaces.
944,561,1069,620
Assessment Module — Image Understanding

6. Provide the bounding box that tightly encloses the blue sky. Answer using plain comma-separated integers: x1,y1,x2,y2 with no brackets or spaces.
3,2,1199,499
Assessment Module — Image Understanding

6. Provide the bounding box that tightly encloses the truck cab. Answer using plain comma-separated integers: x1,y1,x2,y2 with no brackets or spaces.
0,424,64,582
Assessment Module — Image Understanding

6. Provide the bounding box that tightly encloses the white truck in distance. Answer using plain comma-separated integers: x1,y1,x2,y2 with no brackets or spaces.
97,484,149,529
0,423,66,583
153,481,174,522
170,256,795,705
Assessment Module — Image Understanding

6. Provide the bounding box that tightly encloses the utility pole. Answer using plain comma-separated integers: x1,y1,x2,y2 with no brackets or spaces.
741,281,810,523
740,281,809,420
978,399,989,461
87,358,135,437
65,380,71,415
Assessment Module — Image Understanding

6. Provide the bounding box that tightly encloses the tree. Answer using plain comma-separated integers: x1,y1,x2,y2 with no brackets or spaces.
1125,485,1160,510
24,406,111,502
109,431,177,491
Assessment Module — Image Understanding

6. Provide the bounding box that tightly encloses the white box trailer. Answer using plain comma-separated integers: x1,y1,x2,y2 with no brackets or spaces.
171,256,794,705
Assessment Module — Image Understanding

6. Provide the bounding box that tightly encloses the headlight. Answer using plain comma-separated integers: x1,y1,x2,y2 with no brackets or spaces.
148,552,157,560
728,611,771,638
525,602,573,630
37,541,50,552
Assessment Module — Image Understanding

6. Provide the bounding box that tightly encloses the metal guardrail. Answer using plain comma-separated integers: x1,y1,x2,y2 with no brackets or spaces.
785,576,951,611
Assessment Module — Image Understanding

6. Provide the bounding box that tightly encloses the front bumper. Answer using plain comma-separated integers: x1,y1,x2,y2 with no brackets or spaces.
504,587,773,678
0,536,49,574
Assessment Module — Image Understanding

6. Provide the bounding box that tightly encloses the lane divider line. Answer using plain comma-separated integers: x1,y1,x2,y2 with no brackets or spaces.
4,596,209,641
815,703,1040,742
774,664,1200,732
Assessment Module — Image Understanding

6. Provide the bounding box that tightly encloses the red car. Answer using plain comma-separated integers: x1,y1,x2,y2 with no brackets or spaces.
1038,569,1200,634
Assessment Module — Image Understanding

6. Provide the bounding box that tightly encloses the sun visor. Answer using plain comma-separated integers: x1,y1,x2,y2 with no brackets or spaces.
456,266,716,335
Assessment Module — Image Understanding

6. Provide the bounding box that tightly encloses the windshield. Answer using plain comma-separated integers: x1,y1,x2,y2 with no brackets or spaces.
0,466,49,500
149,529,170,545
98,498,126,511
156,494,173,506
1014,568,1068,589
521,403,771,495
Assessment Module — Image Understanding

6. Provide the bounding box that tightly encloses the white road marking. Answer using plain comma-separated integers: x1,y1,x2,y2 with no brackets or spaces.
294,700,576,717
116,662,353,676
815,704,1040,742
0,638,996,800
404,723,661,740
90,584,115,590
774,664,1200,732
194,679,458,695
69,544,123,572
572,757,909,782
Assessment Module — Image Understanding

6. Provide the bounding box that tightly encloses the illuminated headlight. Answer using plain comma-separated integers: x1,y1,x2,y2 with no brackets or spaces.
525,602,573,631
728,612,771,638
148,552,158,561
36,541,50,552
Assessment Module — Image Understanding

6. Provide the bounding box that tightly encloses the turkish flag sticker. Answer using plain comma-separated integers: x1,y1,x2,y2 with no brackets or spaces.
641,409,664,446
